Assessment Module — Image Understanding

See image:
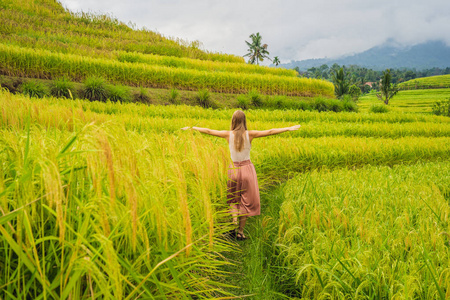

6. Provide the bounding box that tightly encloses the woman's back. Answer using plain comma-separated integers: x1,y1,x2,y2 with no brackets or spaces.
229,131,251,162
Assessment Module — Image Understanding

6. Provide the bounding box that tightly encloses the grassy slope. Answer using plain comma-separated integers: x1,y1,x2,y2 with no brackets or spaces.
0,0,336,98
399,74,450,90
0,0,242,62
358,88,450,113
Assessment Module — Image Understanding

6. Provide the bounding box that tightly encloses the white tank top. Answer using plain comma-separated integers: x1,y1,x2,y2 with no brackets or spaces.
229,131,251,162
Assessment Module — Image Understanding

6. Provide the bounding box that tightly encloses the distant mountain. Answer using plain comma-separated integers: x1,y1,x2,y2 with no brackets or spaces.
280,40,450,71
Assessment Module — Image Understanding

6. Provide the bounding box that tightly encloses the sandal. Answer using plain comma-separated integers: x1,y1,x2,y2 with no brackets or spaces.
225,229,236,239
236,232,247,241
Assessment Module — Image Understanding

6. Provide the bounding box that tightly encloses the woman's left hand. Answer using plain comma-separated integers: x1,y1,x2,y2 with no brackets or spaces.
288,125,301,131
181,127,190,130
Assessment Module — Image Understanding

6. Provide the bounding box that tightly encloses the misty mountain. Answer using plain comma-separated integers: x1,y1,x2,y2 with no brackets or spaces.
280,40,450,71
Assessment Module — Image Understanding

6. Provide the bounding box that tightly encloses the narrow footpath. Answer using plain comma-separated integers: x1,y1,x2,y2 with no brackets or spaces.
221,184,294,299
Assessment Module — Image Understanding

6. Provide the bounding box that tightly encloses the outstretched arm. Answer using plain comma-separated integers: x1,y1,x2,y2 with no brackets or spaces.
248,125,300,139
181,127,229,139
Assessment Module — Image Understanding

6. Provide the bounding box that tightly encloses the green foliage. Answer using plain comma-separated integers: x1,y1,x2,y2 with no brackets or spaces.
133,87,151,103
348,84,361,101
273,56,280,66
376,69,399,105
342,100,358,112
248,90,262,107
244,32,270,65
370,104,389,113
196,89,212,108
236,95,250,110
50,77,74,99
332,67,350,98
168,88,180,104
108,85,131,102
20,80,48,98
311,97,330,112
432,98,450,117
82,77,109,101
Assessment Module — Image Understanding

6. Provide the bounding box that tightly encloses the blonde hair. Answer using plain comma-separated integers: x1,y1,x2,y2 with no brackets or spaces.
230,110,247,152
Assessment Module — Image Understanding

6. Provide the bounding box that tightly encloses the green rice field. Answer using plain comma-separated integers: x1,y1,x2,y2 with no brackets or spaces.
358,88,450,113
1,89,450,299
1,0,450,299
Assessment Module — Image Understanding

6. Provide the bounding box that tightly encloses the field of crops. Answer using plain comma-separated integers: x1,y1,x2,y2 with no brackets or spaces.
276,161,450,299
399,74,450,90
0,0,242,63
1,89,450,298
358,88,450,113
0,43,334,97
0,0,330,98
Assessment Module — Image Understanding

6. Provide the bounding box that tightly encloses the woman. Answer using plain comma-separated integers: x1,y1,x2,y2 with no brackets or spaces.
182,110,300,240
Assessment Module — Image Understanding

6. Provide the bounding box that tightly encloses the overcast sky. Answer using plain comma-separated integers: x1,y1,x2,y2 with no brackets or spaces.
60,0,450,64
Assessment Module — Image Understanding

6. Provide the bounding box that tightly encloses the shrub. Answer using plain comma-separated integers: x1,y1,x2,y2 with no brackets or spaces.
311,97,329,112
295,100,311,111
133,87,151,103
21,80,48,98
82,77,109,101
50,77,74,99
348,84,361,101
370,104,389,113
236,95,250,110
432,98,450,117
168,88,179,104
342,100,358,112
248,90,262,107
328,99,343,112
196,89,212,108
108,85,131,102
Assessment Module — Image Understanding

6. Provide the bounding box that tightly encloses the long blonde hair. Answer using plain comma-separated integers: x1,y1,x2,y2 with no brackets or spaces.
230,110,247,152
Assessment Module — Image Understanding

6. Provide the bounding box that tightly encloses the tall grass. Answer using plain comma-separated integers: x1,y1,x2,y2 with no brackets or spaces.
1,89,450,298
0,119,235,298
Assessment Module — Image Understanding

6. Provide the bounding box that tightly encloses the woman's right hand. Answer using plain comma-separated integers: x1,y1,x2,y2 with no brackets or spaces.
181,127,190,131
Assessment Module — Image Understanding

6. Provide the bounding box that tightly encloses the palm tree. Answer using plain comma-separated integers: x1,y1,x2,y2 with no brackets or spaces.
331,67,350,98
244,33,270,65
376,69,398,105
273,56,280,66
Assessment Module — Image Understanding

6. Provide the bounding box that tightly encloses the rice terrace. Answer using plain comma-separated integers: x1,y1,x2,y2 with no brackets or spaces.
1,0,450,299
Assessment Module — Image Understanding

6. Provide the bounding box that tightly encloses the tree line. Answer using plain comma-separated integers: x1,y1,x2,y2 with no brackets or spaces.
296,64,450,93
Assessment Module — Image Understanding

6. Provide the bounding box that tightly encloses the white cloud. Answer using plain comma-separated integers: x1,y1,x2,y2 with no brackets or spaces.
59,0,450,63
